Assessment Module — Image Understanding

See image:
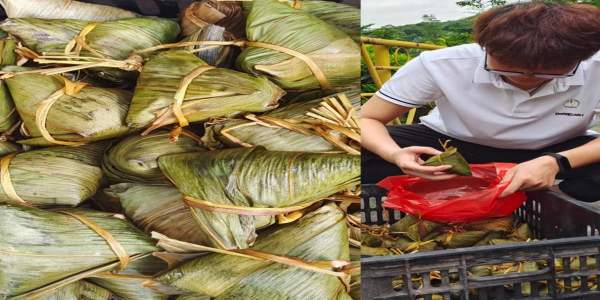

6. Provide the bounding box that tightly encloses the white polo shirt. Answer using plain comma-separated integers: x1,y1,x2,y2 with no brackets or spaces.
375,43,600,149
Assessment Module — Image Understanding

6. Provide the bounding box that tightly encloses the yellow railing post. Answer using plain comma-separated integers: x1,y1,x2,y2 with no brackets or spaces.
361,37,446,125
373,45,392,83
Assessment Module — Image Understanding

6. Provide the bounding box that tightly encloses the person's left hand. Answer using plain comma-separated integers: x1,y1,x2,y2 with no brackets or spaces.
498,156,561,198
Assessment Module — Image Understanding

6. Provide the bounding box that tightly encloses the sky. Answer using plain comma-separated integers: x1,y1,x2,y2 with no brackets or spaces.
361,0,477,27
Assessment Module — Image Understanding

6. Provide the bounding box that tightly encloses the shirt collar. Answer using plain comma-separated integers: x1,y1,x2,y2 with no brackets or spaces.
472,55,586,91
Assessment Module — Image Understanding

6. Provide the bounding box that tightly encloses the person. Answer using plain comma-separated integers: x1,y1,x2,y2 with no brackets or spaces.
361,2,600,202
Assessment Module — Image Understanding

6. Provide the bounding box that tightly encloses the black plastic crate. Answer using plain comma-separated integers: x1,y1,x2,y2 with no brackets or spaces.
361,184,600,300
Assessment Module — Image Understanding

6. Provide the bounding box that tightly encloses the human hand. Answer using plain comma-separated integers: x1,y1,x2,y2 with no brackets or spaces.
498,156,560,198
392,146,460,181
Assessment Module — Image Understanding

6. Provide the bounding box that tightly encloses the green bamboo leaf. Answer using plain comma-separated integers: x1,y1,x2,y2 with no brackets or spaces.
157,147,360,249
237,0,360,89
103,130,205,184
1,0,140,21
241,0,360,42
0,143,105,206
0,205,159,297
5,72,134,146
112,183,209,245
127,50,284,129
154,203,351,300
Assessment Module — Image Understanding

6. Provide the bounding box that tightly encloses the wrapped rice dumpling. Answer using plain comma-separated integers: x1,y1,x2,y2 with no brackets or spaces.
5,71,133,146
0,34,18,132
389,215,441,242
103,129,205,184
112,183,208,245
241,0,360,42
89,254,170,300
177,294,211,300
0,205,159,297
237,0,360,90
0,18,179,82
179,25,238,69
154,203,352,300
157,147,360,249
0,0,139,21
0,141,19,156
0,143,105,207
201,91,360,154
179,0,246,39
423,140,472,176
434,231,487,248
127,50,284,131
33,281,115,300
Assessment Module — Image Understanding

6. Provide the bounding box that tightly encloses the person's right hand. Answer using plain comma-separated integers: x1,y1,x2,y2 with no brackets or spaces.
392,146,459,181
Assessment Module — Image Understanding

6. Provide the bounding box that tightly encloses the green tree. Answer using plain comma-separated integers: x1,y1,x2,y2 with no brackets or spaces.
422,14,443,42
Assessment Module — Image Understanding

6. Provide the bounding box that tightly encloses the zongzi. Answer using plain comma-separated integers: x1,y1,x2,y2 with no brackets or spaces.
89,254,170,300
5,70,134,146
157,147,360,249
201,91,360,153
0,143,105,206
241,0,360,42
0,205,159,297
127,50,284,132
236,0,360,90
423,140,472,176
153,203,352,300
36,281,115,300
0,18,180,82
112,183,209,245
179,25,238,68
103,129,205,184
0,0,139,21
179,1,246,39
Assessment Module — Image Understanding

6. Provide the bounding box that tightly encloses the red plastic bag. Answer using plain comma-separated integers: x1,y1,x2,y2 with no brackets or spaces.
378,163,528,223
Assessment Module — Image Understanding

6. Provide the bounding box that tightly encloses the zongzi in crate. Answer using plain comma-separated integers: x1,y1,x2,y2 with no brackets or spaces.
0,143,105,207
241,0,360,42
423,140,472,176
103,129,205,184
153,203,352,300
0,18,180,82
236,0,360,90
0,0,139,21
126,50,284,132
179,0,246,39
5,71,133,146
201,91,360,154
0,205,159,297
157,147,360,249
112,183,209,245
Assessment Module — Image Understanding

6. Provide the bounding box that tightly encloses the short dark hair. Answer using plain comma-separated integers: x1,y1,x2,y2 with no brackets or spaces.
474,2,600,69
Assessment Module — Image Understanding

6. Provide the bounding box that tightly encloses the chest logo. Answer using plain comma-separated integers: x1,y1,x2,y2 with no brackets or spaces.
563,99,580,108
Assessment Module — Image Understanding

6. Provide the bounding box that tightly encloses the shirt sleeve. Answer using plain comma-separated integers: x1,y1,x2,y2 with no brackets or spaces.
375,54,444,108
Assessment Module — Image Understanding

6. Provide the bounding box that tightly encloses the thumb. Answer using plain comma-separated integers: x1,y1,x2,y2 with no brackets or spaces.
500,168,515,184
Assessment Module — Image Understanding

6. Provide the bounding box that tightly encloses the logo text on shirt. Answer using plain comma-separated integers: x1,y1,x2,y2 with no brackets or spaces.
555,112,584,117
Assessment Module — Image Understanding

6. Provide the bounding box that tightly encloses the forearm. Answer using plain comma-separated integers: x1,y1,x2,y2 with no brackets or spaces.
362,118,402,163
558,137,600,168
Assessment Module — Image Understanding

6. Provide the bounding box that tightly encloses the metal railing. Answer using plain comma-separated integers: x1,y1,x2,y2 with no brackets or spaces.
361,36,445,124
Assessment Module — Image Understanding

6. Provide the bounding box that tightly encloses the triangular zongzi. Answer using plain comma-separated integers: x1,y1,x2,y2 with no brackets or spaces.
153,203,352,300
157,147,360,249
0,0,139,21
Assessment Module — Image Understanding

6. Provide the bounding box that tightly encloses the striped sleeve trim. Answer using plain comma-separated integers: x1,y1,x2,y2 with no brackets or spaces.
375,91,422,108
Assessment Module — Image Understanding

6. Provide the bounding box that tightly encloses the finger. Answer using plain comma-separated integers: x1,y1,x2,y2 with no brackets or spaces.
406,146,443,156
500,168,515,183
417,157,425,164
499,177,522,198
411,164,453,173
